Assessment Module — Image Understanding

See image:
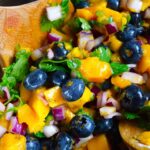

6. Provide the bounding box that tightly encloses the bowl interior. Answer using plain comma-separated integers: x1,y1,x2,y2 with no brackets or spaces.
0,0,36,6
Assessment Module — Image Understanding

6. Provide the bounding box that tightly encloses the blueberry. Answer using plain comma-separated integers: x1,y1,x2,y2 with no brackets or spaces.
116,24,137,42
62,78,85,101
101,79,112,91
130,12,142,27
40,138,54,150
144,92,150,101
70,115,95,138
55,132,74,150
51,70,68,86
94,118,113,134
119,40,142,64
121,85,146,112
71,0,89,9
26,136,41,150
107,0,120,10
24,69,47,90
53,42,69,60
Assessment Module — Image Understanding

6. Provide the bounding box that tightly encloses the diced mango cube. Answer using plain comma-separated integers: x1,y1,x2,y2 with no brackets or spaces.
138,131,150,146
0,133,26,150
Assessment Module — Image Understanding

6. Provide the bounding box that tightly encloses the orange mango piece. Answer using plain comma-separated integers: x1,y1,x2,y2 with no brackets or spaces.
138,44,150,73
76,9,94,20
111,76,131,89
0,133,26,150
79,57,112,83
87,134,110,150
20,82,32,102
0,117,9,129
17,104,44,133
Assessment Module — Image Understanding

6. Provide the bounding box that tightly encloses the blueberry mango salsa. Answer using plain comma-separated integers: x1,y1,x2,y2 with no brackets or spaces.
0,0,150,150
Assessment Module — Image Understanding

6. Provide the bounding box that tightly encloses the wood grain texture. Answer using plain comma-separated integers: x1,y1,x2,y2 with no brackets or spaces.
0,0,47,66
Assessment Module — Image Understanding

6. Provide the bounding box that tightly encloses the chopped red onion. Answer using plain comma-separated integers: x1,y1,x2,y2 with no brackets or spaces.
2,87,10,100
107,98,120,110
47,48,54,60
0,102,5,112
10,117,27,135
91,86,100,96
85,36,104,51
144,8,150,19
105,22,118,34
75,134,93,148
52,106,65,121
31,49,43,61
97,91,108,108
78,31,94,50
47,33,62,44
5,103,14,121
122,72,145,84
43,125,59,138
99,106,116,118
104,112,122,119
127,0,142,12
0,126,6,137
46,6,62,21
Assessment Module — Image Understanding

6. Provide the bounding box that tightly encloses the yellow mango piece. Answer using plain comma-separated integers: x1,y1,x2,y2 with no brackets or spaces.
17,104,44,133
44,86,66,108
111,76,131,89
87,134,110,150
0,117,9,129
142,0,150,11
109,35,122,52
29,88,50,121
64,106,75,123
111,53,121,63
79,57,112,83
67,87,93,112
138,131,150,146
138,44,150,73
44,86,92,112
20,82,32,102
0,133,26,150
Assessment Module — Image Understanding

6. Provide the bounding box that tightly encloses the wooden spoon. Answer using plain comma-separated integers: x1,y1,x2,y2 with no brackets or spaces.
0,0,47,67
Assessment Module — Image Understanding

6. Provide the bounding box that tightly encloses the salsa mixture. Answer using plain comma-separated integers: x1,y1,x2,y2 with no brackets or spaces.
0,0,150,149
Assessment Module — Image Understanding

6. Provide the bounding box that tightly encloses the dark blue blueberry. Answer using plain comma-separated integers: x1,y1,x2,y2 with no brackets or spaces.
116,24,137,42
51,70,68,86
53,42,69,60
144,92,150,101
26,136,41,150
40,138,54,150
70,115,95,138
130,12,142,27
55,132,74,150
119,40,142,64
107,0,120,10
101,79,112,91
94,118,113,134
71,0,89,9
121,85,146,112
62,78,85,101
24,69,47,90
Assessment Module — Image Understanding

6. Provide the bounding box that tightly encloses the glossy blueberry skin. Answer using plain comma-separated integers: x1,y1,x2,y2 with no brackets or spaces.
130,12,142,27
117,24,137,42
107,0,120,10
119,40,142,64
26,137,41,150
71,0,89,9
51,70,68,86
121,85,146,112
55,132,73,150
101,79,112,91
24,69,47,90
62,78,85,101
70,115,95,138
144,92,150,101
94,118,113,134
53,42,69,60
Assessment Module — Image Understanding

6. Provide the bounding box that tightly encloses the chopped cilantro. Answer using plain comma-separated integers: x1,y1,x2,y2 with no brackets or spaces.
110,62,129,75
67,58,81,70
34,131,45,138
123,111,140,120
91,46,112,62
76,108,93,119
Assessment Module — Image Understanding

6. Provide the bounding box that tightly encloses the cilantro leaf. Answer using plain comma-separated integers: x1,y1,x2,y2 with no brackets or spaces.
91,46,112,62
78,18,91,31
34,131,45,138
123,111,140,120
110,62,129,75
67,58,81,70
61,0,69,17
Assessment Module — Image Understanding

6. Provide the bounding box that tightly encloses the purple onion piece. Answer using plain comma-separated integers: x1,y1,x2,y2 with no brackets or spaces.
52,106,65,121
47,33,62,44
105,23,118,34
